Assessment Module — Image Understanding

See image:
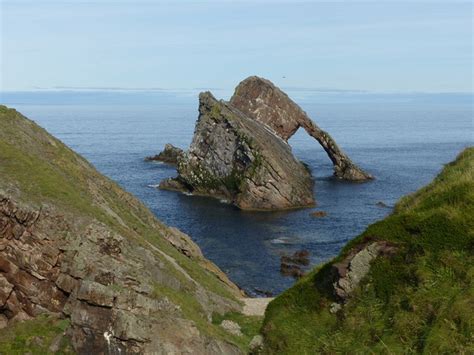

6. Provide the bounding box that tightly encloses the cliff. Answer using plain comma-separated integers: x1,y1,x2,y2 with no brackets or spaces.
261,147,473,353
160,92,315,210
0,105,255,353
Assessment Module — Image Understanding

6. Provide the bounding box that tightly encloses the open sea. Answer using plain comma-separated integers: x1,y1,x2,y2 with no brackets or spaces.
1,90,472,296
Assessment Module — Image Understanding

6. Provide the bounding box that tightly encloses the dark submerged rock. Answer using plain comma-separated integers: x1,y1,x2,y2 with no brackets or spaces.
310,210,327,218
280,262,305,279
281,250,310,266
253,288,274,297
280,250,311,278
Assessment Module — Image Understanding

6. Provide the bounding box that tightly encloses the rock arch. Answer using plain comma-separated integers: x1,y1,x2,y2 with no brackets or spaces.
229,76,373,181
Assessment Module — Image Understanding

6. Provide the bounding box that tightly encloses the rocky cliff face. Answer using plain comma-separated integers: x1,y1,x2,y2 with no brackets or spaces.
0,106,246,353
160,92,315,210
230,76,372,181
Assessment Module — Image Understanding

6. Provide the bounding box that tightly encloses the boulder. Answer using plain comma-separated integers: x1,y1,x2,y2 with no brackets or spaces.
220,319,243,337
160,92,315,210
230,76,373,181
145,143,183,165
249,334,264,353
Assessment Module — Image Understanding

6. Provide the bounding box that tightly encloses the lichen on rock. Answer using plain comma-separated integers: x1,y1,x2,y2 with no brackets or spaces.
160,92,315,210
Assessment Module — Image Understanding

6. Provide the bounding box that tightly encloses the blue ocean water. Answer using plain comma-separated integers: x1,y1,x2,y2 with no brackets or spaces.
1,90,472,296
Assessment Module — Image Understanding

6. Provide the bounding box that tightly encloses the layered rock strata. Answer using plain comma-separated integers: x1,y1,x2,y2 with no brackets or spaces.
230,76,372,181
160,92,315,210
158,76,371,210
0,106,244,354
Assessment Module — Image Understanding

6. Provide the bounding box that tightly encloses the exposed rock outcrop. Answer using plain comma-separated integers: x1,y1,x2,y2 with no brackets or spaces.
331,240,397,302
158,76,372,210
160,92,315,210
230,76,373,181
0,106,245,354
0,197,243,353
145,143,183,165
220,320,243,337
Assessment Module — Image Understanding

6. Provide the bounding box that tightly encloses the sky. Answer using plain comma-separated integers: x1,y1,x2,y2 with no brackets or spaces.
1,1,473,92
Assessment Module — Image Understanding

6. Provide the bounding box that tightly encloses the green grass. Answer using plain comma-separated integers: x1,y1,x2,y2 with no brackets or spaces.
262,147,474,354
152,283,258,351
0,315,73,354
0,105,236,299
0,106,242,349
212,312,263,351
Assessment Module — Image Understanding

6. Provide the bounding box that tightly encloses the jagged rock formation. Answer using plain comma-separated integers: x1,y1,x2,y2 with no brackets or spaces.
157,76,372,210
230,76,372,181
0,106,246,353
160,92,315,210
145,143,183,165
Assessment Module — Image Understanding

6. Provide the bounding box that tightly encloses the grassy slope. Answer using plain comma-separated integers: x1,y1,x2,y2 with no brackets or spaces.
0,106,253,350
263,147,474,354
0,316,73,354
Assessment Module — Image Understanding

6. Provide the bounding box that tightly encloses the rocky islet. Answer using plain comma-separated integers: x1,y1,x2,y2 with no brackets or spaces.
156,76,372,210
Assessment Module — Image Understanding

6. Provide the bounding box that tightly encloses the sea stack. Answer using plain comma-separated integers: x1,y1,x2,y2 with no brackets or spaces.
158,76,372,210
160,92,315,210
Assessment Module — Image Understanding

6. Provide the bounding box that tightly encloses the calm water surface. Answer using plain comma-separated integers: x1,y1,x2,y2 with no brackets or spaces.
2,90,472,295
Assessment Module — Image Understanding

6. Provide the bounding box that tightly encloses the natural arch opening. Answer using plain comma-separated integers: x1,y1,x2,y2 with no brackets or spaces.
229,76,373,181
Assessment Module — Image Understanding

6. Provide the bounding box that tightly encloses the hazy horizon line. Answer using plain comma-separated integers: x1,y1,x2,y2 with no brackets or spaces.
1,86,473,95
